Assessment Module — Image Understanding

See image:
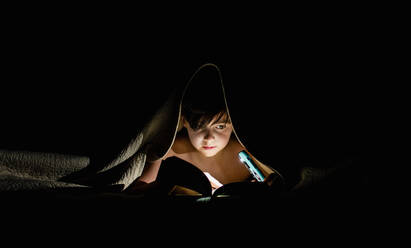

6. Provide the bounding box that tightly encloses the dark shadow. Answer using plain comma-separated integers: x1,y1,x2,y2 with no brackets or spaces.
157,157,212,196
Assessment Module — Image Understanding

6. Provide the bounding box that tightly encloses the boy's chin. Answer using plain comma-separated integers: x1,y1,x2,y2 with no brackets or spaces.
199,149,219,157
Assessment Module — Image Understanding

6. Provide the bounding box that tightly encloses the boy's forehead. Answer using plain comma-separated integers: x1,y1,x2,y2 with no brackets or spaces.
211,113,230,123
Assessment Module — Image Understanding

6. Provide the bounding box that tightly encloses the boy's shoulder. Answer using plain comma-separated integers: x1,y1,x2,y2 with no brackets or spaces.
163,132,195,160
227,136,246,153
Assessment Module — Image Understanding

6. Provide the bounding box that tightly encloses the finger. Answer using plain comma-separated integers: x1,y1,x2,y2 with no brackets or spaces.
263,173,276,186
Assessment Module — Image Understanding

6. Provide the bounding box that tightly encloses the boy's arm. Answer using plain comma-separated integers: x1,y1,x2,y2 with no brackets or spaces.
123,159,162,193
137,159,162,183
125,148,176,192
138,144,177,183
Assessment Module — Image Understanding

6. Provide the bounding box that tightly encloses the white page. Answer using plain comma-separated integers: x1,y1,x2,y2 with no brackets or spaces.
203,172,223,194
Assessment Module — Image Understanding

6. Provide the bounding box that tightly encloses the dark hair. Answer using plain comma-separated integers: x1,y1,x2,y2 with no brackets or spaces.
182,65,230,131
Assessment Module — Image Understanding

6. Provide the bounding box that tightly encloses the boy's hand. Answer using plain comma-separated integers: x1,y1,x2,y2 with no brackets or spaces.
263,173,277,187
250,173,276,184
124,180,161,194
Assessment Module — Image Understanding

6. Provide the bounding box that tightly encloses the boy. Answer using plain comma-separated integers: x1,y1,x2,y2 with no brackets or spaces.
126,64,274,193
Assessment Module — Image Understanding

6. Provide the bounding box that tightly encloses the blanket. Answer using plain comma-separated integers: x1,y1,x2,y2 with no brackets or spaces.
0,63,367,204
0,149,89,191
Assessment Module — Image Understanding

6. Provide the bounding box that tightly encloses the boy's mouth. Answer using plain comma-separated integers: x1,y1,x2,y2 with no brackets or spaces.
202,146,216,150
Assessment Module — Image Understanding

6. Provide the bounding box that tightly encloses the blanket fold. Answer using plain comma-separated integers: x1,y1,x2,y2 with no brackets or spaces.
1,63,363,197
0,149,90,191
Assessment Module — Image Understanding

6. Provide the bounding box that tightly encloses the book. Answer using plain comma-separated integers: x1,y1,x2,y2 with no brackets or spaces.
156,156,273,198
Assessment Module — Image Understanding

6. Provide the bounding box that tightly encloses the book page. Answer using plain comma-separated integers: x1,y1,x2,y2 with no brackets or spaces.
203,172,223,194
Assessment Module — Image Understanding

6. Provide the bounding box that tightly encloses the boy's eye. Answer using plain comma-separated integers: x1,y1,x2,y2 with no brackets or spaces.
215,124,226,130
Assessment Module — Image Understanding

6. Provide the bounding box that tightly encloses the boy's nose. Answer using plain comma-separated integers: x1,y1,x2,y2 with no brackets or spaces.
203,131,215,141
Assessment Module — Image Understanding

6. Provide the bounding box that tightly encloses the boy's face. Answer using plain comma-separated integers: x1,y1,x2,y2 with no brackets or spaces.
184,114,233,157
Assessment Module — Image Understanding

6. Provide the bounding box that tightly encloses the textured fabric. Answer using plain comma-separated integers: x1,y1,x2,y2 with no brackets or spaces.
0,149,90,191
0,63,361,195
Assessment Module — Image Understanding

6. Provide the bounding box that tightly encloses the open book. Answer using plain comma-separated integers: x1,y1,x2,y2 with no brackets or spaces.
157,156,273,198
203,172,223,194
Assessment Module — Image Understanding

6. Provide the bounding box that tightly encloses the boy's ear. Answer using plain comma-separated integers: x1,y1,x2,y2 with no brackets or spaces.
182,118,189,128
177,116,186,131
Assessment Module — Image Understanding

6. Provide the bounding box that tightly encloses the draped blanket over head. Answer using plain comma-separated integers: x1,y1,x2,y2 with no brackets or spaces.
0,63,360,195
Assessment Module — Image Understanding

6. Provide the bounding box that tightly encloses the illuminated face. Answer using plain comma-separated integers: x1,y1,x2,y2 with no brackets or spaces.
184,114,233,157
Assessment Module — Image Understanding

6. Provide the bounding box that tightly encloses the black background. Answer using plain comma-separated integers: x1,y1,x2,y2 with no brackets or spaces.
1,7,378,169
0,6,385,239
